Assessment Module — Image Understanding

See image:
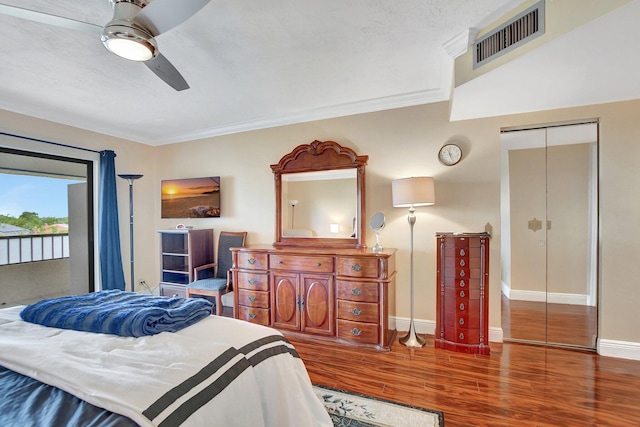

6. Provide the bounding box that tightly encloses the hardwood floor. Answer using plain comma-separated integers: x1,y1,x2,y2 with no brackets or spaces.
290,334,640,426
502,293,598,348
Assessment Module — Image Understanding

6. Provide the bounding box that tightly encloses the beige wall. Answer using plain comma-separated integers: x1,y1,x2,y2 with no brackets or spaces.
2,97,640,348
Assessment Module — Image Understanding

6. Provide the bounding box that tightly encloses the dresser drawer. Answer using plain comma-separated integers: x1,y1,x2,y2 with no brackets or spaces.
237,306,270,326
444,286,480,301
444,266,482,280
236,272,269,291
336,319,379,344
237,289,269,308
444,255,481,270
444,245,481,259
237,252,268,270
444,236,482,248
444,296,480,318
336,280,379,303
337,300,379,323
336,257,379,278
444,327,480,344
444,277,481,290
269,254,333,273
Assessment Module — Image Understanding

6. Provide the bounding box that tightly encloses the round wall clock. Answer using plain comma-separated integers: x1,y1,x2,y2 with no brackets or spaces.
438,143,462,166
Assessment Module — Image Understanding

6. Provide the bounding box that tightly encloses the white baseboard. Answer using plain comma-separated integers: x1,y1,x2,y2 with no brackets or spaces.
598,339,640,361
393,316,503,343
505,289,588,305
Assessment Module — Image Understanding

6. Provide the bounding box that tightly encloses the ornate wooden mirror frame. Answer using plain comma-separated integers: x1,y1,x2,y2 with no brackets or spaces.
271,140,368,249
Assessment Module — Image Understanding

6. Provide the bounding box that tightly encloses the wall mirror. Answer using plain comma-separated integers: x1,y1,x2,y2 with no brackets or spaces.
271,140,368,249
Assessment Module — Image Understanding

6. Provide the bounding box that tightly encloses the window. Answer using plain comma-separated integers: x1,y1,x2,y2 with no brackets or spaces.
0,146,94,306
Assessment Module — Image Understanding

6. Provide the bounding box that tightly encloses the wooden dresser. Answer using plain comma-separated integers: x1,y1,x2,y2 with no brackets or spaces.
231,246,397,350
435,232,490,355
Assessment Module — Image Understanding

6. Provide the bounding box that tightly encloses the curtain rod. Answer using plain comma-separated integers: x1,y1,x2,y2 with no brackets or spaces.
0,131,101,154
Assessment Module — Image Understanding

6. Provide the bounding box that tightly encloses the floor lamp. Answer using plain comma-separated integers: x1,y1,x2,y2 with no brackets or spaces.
119,174,143,292
392,176,435,348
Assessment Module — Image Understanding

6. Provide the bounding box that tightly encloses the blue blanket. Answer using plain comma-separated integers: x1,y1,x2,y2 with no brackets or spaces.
19,290,213,337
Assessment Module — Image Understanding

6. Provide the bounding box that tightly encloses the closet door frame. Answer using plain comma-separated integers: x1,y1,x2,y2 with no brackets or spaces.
500,120,599,349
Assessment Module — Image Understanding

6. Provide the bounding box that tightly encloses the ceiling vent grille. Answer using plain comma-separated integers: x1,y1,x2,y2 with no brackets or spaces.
473,1,545,69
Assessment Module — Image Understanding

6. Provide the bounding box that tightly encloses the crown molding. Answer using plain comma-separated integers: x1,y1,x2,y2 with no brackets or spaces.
443,28,479,59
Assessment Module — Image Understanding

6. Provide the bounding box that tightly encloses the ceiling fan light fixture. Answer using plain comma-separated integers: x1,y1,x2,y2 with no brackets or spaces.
101,23,157,61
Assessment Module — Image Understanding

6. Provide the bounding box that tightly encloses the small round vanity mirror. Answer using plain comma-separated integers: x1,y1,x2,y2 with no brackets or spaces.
370,211,386,252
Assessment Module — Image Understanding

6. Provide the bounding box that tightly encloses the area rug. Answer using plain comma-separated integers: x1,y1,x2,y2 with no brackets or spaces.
314,385,444,427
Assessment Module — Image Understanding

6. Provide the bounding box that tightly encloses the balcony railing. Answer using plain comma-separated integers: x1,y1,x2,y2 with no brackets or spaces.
0,233,70,266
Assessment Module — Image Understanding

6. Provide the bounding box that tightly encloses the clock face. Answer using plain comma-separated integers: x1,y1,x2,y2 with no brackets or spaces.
438,144,462,166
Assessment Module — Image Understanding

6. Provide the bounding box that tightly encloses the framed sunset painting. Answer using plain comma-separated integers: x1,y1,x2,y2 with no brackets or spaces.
161,176,220,218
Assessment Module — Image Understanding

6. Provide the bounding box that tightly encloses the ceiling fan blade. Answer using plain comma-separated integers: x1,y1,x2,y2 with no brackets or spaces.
0,4,102,35
134,0,211,36
145,53,189,91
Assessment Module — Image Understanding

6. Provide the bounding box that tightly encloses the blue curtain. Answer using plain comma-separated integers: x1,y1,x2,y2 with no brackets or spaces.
98,150,126,291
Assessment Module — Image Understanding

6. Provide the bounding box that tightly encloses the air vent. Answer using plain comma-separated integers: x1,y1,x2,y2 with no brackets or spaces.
473,1,545,69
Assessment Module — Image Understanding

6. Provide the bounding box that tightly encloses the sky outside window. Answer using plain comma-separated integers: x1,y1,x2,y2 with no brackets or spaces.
0,173,83,218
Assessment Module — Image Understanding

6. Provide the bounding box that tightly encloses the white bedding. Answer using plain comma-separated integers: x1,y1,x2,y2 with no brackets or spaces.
0,306,332,427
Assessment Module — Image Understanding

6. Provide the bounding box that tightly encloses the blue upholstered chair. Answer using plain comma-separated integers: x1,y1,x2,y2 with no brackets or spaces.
186,231,247,316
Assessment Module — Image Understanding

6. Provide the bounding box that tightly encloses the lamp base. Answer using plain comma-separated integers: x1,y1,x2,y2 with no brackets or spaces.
399,322,426,348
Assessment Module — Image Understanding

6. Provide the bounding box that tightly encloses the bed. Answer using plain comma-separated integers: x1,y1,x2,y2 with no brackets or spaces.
0,291,332,427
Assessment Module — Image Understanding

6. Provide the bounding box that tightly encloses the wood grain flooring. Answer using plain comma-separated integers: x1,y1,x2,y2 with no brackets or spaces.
502,293,597,348
290,334,640,426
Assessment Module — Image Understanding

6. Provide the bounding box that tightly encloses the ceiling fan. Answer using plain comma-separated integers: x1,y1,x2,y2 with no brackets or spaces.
0,0,211,91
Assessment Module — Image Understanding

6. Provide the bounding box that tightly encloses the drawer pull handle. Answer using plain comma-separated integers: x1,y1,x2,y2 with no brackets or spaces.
351,288,362,296
459,249,465,256
459,260,465,267
459,270,465,277
351,307,362,316
278,260,284,264
248,295,256,303
351,328,362,336
459,318,465,325
459,332,465,340
248,258,256,265
248,279,256,285
460,290,465,298
316,262,322,267
351,264,362,272
459,303,465,311
459,280,465,287
249,312,257,319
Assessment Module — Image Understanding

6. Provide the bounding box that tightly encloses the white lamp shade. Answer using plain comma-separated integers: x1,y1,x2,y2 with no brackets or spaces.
392,177,435,207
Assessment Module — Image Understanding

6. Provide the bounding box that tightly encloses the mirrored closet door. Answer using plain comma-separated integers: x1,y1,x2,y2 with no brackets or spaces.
500,122,598,349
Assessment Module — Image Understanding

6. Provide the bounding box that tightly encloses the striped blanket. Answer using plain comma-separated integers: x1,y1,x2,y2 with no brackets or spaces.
0,306,332,426
19,290,212,337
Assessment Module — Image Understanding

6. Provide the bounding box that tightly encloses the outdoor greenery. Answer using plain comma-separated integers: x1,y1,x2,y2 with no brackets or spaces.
0,212,69,235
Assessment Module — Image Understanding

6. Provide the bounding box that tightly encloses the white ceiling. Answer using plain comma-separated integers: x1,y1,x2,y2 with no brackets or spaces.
1,0,638,146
